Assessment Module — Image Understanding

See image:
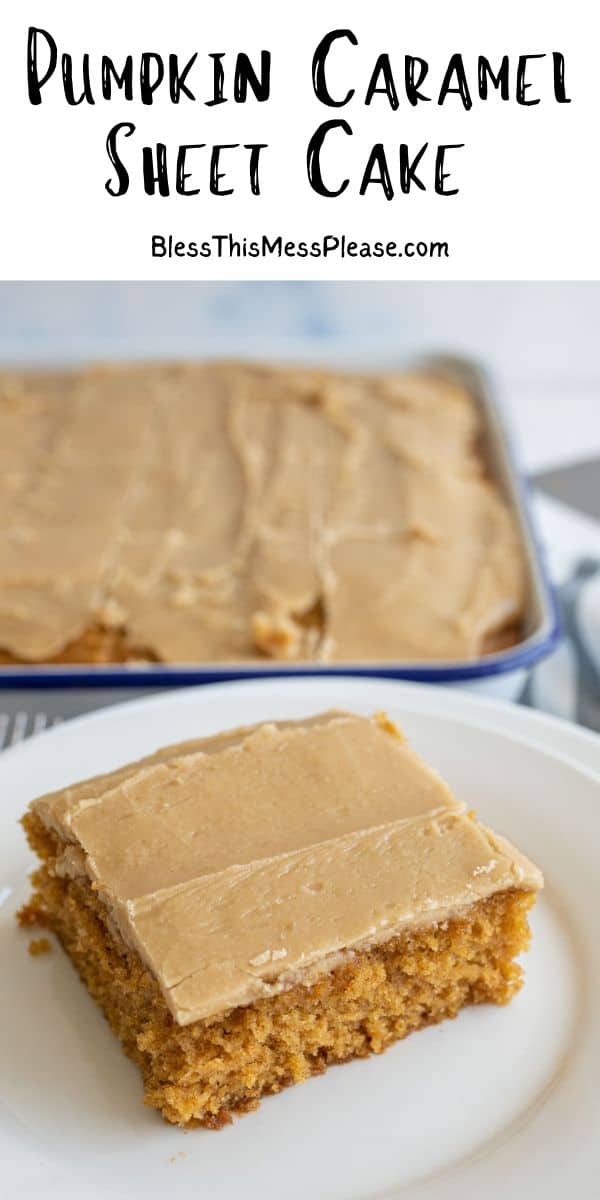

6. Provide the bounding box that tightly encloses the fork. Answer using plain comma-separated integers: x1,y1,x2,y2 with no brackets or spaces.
0,710,63,750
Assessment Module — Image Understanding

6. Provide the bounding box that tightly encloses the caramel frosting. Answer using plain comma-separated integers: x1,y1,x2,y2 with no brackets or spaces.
31,711,543,1025
0,362,526,663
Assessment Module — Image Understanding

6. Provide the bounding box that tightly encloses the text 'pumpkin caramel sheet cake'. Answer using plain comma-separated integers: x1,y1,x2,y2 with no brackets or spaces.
20,710,543,1128
0,361,526,665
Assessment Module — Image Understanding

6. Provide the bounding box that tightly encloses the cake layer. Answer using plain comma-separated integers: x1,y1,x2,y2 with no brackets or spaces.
28,711,542,1025
1,362,526,663
118,810,538,1024
19,852,536,1128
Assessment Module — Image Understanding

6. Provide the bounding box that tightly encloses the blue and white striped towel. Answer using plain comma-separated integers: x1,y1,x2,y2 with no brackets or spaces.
523,559,600,729
523,493,600,730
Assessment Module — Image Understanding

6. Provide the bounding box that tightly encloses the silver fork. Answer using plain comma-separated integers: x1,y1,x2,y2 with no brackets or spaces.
0,710,63,750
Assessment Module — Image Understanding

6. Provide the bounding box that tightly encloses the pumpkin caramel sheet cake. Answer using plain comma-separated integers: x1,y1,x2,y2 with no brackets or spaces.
20,710,542,1128
0,361,526,665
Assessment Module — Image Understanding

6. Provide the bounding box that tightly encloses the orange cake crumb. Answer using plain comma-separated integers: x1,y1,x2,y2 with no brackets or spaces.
28,936,51,956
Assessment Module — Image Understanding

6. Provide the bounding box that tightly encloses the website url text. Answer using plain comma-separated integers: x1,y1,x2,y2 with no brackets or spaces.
151,233,450,261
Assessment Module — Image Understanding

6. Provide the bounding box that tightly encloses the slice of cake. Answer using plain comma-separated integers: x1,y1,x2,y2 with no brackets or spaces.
19,711,542,1128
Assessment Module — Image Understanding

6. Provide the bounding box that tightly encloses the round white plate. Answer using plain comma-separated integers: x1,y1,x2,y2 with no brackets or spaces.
1,678,599,1200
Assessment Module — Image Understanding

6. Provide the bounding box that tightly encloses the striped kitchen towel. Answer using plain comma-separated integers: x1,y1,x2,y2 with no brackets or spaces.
523,558,600,730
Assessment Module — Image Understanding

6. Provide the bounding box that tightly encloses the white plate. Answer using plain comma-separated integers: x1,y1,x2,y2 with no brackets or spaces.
1,678,599,1200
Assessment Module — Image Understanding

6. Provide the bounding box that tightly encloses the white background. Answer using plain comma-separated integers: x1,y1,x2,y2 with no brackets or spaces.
0,0,598,279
